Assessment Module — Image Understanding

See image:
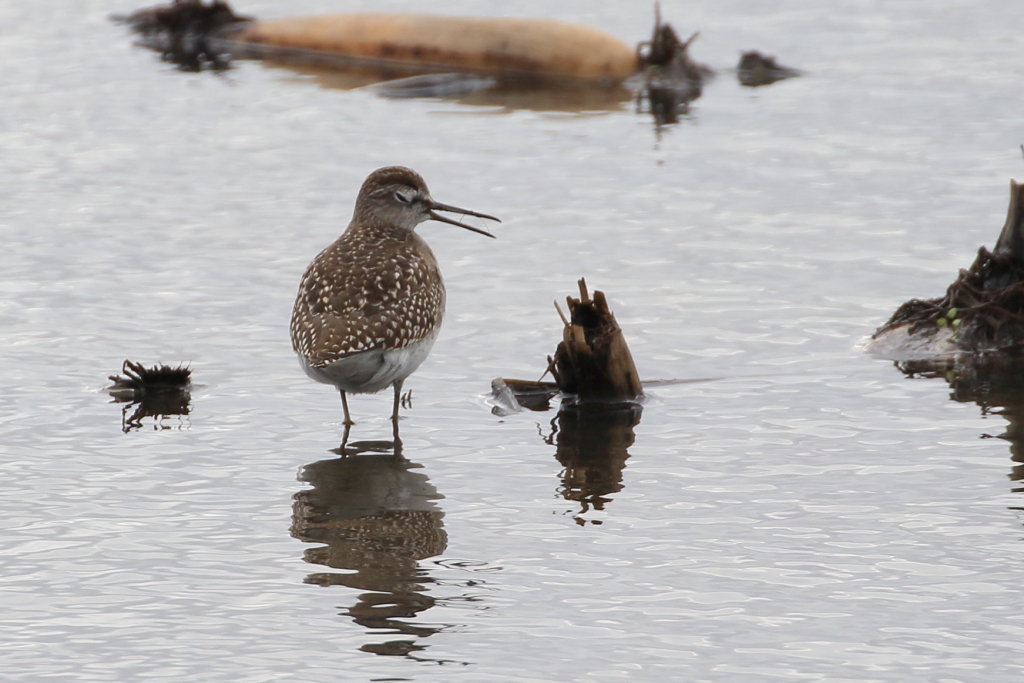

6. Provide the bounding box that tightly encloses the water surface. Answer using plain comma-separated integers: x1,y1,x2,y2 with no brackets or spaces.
3,1,1024,680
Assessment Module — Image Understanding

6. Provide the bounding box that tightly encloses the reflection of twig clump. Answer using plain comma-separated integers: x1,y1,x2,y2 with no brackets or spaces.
874,180,1024,353
108,360,192,432
737,50,802,87
116,0,250,71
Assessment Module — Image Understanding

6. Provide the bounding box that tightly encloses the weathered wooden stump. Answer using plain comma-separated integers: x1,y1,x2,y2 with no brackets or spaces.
549,279,644,402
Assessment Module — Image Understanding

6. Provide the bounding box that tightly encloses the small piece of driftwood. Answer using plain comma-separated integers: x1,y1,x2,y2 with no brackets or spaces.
737,50,802,87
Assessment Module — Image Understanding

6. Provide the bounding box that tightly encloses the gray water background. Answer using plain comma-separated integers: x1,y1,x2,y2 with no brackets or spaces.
3,0,1024,680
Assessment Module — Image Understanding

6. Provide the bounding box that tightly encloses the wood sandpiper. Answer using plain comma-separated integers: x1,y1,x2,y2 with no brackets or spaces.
290,166,499,426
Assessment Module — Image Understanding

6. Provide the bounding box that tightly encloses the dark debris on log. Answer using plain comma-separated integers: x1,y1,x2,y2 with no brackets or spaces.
873,180,1024,353
108,360,192,401
634,5,712,126
115,0,250,71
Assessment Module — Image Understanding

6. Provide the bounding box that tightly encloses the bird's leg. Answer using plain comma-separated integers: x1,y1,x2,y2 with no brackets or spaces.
391,417,402,456
340,422,351,456
387,378,403,421
339,389,353,426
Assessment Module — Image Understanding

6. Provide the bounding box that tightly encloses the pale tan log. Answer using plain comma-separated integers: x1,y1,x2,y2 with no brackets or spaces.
231,13,638,83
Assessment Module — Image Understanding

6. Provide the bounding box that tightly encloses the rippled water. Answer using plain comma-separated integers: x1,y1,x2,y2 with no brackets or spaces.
4,1,1024,680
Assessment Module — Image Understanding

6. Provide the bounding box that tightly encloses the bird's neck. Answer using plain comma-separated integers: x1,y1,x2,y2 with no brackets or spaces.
343,219,419,244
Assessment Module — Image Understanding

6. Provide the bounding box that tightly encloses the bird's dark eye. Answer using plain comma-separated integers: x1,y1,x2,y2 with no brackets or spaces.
394,190,415,204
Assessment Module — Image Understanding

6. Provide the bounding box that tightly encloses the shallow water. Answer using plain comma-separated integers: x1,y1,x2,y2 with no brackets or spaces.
4,1,1024,681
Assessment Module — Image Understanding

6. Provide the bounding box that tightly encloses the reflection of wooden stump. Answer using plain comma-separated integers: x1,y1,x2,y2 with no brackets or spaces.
550,279,643,401
553,404,640,512
894,357,1024,484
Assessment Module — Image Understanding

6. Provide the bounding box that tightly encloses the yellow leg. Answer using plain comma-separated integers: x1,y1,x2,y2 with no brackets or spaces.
391,380,404,422
339,389,353,426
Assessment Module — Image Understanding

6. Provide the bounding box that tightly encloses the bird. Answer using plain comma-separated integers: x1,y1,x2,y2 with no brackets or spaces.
290,166,499,427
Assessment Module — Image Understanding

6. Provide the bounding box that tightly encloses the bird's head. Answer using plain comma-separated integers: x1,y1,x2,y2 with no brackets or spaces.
354,166,499,237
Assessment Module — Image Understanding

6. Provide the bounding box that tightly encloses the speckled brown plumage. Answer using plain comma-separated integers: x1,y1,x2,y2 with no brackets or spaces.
289,166,498,425
290,222,445,365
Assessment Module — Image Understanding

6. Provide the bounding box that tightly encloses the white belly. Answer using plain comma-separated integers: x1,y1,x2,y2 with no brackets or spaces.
299,328,439,394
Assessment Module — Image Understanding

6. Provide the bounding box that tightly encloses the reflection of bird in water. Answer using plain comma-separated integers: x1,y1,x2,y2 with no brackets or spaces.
292,450,458,660
547,403,641,525
289,166,498,428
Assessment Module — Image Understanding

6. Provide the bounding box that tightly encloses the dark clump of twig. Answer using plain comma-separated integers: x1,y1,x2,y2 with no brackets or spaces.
737,50,802,87
634,4,713,126
108,360,192,399
874,180,1024,352
114,0,251,71
108,360,192,432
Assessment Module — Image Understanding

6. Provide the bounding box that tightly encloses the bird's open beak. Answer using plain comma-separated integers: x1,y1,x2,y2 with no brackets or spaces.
428,201,500,238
